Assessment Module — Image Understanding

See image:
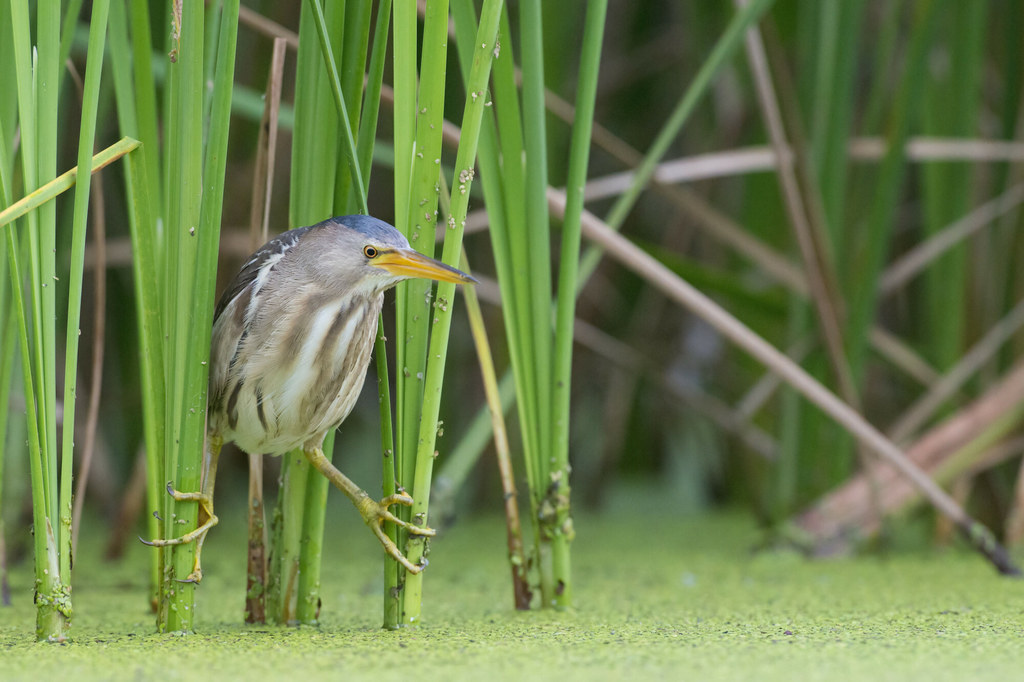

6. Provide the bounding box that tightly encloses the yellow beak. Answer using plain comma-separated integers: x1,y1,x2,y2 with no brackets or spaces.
372,249,477,284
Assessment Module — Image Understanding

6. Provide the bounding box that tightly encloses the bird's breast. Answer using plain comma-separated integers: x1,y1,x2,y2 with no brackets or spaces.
210,291,383,455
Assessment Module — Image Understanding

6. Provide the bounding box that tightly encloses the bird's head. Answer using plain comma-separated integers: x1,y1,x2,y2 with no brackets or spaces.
322,215,476,295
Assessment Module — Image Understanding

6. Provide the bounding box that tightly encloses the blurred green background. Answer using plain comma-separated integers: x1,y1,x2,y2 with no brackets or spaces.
3,0,1024,591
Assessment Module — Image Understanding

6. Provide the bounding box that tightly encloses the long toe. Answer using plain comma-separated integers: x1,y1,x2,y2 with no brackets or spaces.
380,493,414,508
140,514,218,585
179,566,204,584
378,494,435,536
369,521,426,574
355,496,431,573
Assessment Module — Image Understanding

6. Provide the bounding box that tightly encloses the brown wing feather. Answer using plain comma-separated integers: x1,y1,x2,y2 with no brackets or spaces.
213,224,317,324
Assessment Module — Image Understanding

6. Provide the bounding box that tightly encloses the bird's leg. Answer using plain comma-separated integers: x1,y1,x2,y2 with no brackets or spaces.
302,444,435,574
141,434,222,583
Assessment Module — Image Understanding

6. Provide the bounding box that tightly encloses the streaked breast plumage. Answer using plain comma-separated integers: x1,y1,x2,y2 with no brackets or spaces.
207,217,398,455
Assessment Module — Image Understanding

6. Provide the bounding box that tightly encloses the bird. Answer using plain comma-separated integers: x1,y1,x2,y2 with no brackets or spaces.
143,215,475,583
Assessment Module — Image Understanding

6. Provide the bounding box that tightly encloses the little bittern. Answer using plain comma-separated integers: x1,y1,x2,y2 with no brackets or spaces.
144,215,475,582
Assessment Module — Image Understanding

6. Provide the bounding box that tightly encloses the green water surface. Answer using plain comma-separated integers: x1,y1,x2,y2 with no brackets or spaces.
2,501,1023,681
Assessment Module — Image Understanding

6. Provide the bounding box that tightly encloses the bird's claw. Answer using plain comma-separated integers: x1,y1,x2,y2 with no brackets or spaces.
357,494,435,574
138,483,218,584
139,528,213,583
175,570,203,584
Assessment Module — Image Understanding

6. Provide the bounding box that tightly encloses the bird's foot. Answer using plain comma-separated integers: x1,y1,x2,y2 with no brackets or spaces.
301,445,434,574
355,492,435,574
139,482,219,583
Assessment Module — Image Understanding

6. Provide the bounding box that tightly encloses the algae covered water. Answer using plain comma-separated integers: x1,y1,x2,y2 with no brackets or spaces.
2,505,1023,681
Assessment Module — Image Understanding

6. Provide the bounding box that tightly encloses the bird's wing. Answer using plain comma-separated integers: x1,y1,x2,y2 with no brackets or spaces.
213,224,317,324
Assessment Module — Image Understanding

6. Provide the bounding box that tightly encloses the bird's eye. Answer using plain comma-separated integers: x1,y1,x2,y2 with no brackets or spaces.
363,245,378,259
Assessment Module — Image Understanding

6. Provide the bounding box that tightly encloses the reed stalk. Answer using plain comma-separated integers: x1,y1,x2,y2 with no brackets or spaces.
1,0,114,641
384,0,503,627
268,0,379,625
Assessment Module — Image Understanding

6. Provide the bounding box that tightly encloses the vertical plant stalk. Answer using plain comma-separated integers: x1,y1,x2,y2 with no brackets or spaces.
306,0,368,208
2,69,133,651
158,0,204,629
454,0,571,605
271,0,337,626
394,0,451,609
6,0,54,641
518,0,553,474
388,0,452,627
377,316,401,626
38,2,60,570
0,242,11,610
513,0,562,604
268,450,309,624
0,109,11,609
244,452,267,624
70,94,110,562
351,0,399,627
4,222,47,623
459,251,531,610
243,36,287,625
296,431,331,624
158,0,240,633
295,0,371,626
398,0,503,627
114,0,165,605
451,1,541,585
268,0,382,626
921,3,985,376
62,0,111,580
357,0,392,185
333,0,371,209
545,0,609,609
104,0,158,601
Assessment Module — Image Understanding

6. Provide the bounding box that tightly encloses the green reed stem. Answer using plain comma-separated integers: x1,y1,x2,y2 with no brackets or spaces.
0,126,10,561
156,0,239,633
5,0,63,640
107,0,164,605
291,0,346,627
358,0,392,186
60,0,110,591
395,0,451,534
273,0,334,625
452,0,543,574
307,0,367,213
388,0,453,627
36,1,59,541
544,0,609,609
158,0,205,630
519,0,553,474
399,0,503,627
1,120,47,639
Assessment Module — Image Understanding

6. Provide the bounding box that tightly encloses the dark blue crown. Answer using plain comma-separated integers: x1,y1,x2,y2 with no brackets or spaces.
330,214,401,242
